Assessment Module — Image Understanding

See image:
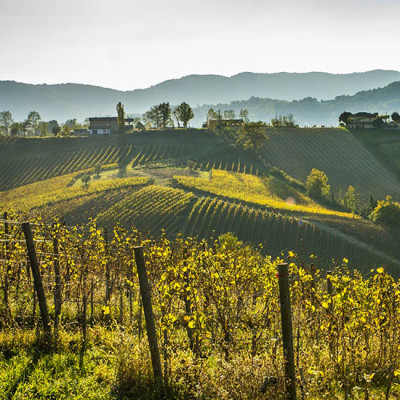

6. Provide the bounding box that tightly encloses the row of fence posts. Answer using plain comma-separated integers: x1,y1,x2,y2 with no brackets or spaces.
17,220,297,398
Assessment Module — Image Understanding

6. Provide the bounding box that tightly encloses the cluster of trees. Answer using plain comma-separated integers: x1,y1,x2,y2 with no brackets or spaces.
0,110,88,137
142,102,194,129
206,108,250,123
305,168,400,225
236,122,267,153
306,169,366,214
270,113,298,128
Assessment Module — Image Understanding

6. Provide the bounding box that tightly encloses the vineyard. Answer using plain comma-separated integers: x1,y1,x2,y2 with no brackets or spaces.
1,168,398,269
0,130,267,192
173,169,356,217
2,130,400,270
260,127,400,201
352,128,400,179
1,215,400,399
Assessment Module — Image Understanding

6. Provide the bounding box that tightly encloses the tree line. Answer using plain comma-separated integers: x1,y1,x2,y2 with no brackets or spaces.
0,110,88,137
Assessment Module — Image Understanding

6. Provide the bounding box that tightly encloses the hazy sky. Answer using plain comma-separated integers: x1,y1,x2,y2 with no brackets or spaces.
1,0,399,90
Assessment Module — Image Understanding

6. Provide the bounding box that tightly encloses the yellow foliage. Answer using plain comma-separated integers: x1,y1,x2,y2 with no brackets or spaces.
174,170,358,218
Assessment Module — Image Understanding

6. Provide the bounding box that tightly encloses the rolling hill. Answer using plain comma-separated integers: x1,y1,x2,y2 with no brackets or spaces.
2,128,400,273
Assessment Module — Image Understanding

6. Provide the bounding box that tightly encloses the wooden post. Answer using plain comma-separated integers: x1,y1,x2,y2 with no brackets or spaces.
129,287,133,324
134,246,163,386
104,228,111,305
82,292,87,353
327,271,333,312
53,232,62,334
22,222,52,343
119,288,124,326
183,249,194,349
277,263,297,400
3,212,10,318
90,278,94,325
138,295,143,341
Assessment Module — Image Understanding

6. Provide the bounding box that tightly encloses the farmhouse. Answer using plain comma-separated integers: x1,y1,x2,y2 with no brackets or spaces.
347,112,376,129
88,117,134,134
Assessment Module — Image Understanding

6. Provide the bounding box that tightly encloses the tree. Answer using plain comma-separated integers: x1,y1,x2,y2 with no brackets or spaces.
174,102,194,128
239,109,249,123
48,120,60,135
25,111,41,135
224,110,236,119
306,169,330,199
0,111,13,135
116,102,125,132
236,122,267,152
370,196,400,226
65,118,78,130
81,174,91,188
343,185,359,212
143,106,162,128
94,163,102,179
391,112,400,123
207,108,217,123
38,121,49,137
158,102,171,128
271,114,298,127
143,103,172,129
339,111,353,126
10,122,22,136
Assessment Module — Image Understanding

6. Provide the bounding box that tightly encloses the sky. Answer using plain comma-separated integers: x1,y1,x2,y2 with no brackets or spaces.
1,0,399,90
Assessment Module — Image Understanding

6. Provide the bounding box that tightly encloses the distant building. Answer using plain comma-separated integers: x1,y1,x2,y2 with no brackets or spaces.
88,117,134,134
347,112,376,129
206,119,244,130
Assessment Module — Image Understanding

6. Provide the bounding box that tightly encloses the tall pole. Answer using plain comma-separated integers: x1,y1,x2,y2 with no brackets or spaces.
22,222,52,344
134,246,163,386
277,263,297,400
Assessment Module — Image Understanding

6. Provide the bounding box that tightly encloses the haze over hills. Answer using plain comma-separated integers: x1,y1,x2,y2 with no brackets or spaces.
1,70,400,124
194,81,400,127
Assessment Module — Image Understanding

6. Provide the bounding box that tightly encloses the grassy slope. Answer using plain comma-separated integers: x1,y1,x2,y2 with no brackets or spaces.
259,127,400,201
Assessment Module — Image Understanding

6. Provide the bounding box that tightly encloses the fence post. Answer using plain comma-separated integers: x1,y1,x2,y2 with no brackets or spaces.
134,246,163,387
90,278,94,325
183,249,194,349
22,222,52,344
53,230,62,334
277,262,297,400
104,228,111,305
3,212,10,318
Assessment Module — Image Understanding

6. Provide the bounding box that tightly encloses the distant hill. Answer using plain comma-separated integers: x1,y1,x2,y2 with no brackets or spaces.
194,81,400,127
1,70,400,123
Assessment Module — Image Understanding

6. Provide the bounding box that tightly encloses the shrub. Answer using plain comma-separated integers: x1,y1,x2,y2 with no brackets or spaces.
370,195,400,226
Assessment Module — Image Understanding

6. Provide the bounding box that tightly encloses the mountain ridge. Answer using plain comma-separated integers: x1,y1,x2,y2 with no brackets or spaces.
1,70,400,123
